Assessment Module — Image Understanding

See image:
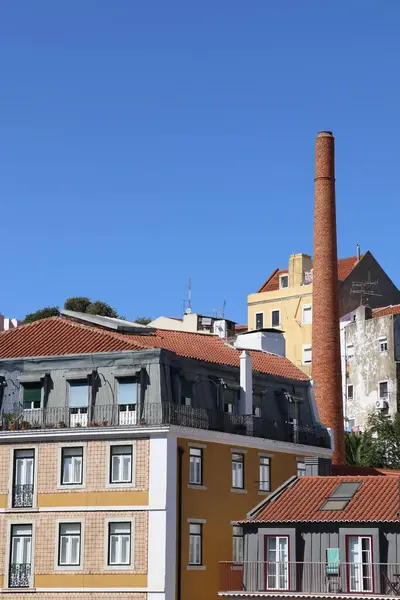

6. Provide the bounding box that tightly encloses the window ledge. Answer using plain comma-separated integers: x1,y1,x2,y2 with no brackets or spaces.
2,589,36,593
57,485,85,491
187,484,207,490
6,507,39,513
106,483,136,490
54,566,83,572
186,565,206,570
258,490,271,496
230,488,247,494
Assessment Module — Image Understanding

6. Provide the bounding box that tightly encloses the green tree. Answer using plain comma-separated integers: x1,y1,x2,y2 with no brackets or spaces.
23,307,60,324
86,301,118,318
344,431,374,467
135,317,152,325
64,297,91,313
365,412,400,468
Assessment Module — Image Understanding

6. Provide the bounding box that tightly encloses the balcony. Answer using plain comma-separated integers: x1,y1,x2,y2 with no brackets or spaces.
1,404,330,449
12,484,34,508
220,562,400,597
9,563,31,588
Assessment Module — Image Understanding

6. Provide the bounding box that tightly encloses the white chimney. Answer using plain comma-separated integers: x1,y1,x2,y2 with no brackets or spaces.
239,351,252,415
235,330,286,357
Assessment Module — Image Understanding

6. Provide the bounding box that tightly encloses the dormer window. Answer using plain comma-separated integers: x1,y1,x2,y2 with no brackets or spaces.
280,275,289,289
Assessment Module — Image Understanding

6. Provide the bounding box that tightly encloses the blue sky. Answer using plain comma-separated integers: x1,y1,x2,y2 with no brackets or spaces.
1,1,399,324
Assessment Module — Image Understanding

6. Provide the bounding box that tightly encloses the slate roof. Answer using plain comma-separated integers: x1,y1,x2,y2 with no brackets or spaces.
0,317,308,381
243,476,400,523
258,256,361,293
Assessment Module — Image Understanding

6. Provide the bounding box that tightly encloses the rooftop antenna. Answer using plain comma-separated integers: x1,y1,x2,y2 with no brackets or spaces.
185,279,192,314
222,300,226,319
351,279,381,306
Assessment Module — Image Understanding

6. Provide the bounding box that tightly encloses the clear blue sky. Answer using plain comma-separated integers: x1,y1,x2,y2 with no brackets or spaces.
2,1,399,324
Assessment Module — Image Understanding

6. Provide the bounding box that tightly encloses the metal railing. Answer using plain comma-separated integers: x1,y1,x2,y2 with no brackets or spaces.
12,484,34,508
1,404,330,449
220,561,400,596
9,563,31,588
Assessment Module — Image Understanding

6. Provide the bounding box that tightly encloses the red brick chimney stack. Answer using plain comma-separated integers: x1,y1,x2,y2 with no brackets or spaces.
312,131,345,464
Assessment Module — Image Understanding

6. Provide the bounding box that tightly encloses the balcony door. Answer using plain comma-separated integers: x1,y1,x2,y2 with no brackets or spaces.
9,525,32,588
13,450,34,508
347,536,373,593
68,380,89,427
265,536,289,591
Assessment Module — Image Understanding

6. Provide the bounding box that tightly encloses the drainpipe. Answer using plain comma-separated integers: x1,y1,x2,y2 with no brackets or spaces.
239,351,253,414
177,446,184,600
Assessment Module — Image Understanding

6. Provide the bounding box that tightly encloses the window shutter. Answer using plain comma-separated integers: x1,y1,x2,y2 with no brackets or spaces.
112,455,121,481
122,455,131,482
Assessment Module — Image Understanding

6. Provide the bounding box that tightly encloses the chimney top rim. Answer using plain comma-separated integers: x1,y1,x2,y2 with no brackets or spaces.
316,131,334,138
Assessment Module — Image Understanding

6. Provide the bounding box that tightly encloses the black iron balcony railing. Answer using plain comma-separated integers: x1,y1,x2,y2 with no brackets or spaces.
1,403,330,449
9,563,31,588
12,484,34,508
220,561,400,596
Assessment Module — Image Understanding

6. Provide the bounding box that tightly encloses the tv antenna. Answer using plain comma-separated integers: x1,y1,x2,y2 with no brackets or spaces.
185,279,192,314
351,279,381,306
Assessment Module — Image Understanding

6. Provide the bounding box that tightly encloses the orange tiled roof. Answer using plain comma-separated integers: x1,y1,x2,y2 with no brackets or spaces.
372,305,400,318
258,256,361,293
247,476,400,523
0,317,308,382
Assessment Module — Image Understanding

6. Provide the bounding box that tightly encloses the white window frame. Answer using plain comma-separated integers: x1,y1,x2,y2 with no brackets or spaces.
347,535,373,593
21,381,43,411
347,344,355,360
259,456,271,492
189,448,203,485
106,441,136,489
302,344,312,365
302,304,312,325
8,445,39,509
232,453,244,490
232,526,244,563
379,336,388,353
379,380,389,399
104,518,134,570
109,444,133,486
254,312,264,330
297,461,306,477
189,522,203,566
279,274,289,289
270,309,281,328
5,520,35,590
59,445,85,488
347,384,354,400
265,535,289,591
55,519,84,571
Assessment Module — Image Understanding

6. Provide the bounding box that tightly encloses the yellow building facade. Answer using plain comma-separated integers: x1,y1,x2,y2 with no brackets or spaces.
247,254,314,376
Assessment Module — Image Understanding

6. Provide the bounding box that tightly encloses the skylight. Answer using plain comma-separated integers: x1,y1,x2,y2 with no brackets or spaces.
321,482,361,511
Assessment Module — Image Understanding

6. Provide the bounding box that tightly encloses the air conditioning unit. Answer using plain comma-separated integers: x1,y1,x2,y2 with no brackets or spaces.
376,399,389,410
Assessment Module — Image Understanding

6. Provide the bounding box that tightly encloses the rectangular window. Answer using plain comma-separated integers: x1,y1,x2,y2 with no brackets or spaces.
302,305,312,325
110,445,132,484
108,522,131,566
379,337,388,352
22,382,41,410
189,523,202,565
118,377,138,425
347,384,354,400
297,461,306,477
271,310,280,328
61,447,83,485
68,380,89,427
347,536,373,593
58,523,81,566
302,345,312,365
265,535,289,590
9,524,32,588
253,406,261,417
280,275,289,289
232,526,243,563
13,449,35,508
232,453,244,489
347,344,355,359
259,456,270,491
255,313,264,330
224,402,234,414
189,448,202,485
180,378,193,407
379,381,389,399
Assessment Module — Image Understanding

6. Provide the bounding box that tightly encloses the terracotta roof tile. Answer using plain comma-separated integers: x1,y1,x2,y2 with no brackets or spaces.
248,476,400,523
372,305,400,318
258,256,361,293
0,317,308,382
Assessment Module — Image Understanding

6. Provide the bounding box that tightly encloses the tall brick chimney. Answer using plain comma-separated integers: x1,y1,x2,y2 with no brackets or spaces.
312,131,345,464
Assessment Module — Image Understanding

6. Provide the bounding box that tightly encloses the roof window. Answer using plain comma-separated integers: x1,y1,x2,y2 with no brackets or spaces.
320,481,361,511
